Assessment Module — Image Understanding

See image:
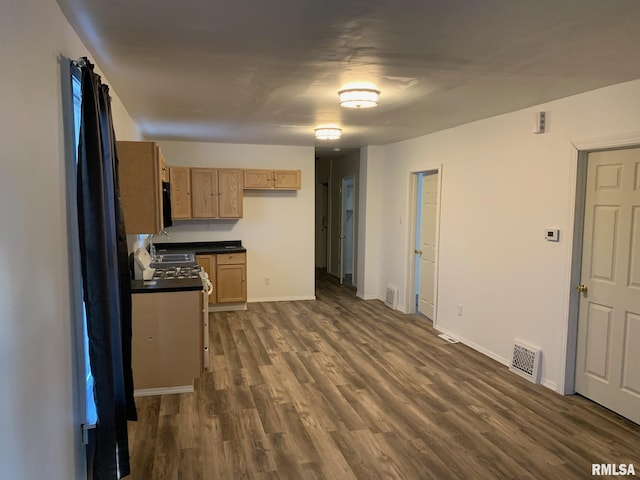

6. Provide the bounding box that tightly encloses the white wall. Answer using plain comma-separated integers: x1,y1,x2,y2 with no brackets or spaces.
0,1,139,478
357,146,384,300
361,79,640,393
157,141,316,302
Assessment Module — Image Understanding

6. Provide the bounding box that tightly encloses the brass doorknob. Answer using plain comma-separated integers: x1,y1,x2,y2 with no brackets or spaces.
414,249,423,255
576,284,588,293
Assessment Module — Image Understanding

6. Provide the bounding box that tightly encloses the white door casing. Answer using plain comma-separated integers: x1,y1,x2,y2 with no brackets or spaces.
418,172,439,319
575,147,640,424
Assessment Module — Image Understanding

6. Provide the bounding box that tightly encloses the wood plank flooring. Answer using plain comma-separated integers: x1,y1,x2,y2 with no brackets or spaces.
128,272,640,479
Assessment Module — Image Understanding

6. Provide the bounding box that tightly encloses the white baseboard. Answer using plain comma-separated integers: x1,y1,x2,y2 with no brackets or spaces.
247,295,316,303
541,378,558,392
435,326,510,366
208,303,247,312
356,292,383,301
134,385,194,397
436,326,559,392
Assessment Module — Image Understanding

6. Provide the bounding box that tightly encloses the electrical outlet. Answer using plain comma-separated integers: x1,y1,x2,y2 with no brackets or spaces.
264,277,271,285
457,304,463,316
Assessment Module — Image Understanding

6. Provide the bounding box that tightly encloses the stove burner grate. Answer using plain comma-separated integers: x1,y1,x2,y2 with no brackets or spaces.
152,265,202,280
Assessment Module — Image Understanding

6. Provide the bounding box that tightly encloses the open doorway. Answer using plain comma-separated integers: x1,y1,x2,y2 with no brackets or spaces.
315,149,360,290
410,169,441,322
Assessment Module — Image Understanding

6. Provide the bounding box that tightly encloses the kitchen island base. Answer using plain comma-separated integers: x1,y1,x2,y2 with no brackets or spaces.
132,290,202,395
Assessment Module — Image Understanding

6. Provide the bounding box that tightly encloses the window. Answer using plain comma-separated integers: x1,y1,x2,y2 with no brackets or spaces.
71,65,98,430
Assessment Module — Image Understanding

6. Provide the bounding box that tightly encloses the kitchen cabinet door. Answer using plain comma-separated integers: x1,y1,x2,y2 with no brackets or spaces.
243,169,301,190
217,263,246,303
158,148,169,182
274,170,301,189
218,169,243,218
243,169,273,189
117,140,165,234
191,168,218,218
196,254,216,304
216,252,246,303
170,167,191,219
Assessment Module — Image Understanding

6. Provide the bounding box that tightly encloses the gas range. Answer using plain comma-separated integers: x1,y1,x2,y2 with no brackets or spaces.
152,265,203,280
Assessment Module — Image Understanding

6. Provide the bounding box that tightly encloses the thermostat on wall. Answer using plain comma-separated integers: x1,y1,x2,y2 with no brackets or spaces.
545,229,560,242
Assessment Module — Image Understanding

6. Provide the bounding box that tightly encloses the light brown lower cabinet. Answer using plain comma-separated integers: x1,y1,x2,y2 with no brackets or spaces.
132,290,201,390
207,252,247,303
197,252,247,304
217,263,247,303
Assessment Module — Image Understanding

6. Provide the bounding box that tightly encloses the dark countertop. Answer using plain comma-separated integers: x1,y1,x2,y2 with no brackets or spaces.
154,240,246,255
131,240,245,293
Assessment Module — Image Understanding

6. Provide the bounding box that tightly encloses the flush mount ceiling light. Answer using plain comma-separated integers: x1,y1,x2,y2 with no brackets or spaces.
338,87,380,108
315,127,342,140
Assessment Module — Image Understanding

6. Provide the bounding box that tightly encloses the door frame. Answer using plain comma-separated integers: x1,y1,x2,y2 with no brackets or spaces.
339,175,356,285
315,182,329,269
564,131,640,394
406,166,443,323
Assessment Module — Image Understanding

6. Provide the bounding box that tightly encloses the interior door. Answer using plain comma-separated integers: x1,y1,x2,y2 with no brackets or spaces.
575,147,640,424
417,172,438,319
340,176,355,286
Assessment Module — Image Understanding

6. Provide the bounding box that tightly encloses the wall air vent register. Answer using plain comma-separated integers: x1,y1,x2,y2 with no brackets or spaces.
509,340,542,384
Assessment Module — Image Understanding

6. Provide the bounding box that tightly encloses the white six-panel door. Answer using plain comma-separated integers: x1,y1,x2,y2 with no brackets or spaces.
418,172,439,319
575,147,640,424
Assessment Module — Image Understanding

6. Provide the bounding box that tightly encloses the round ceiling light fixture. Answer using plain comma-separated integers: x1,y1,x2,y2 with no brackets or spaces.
338,87,380,108
315,127,342,140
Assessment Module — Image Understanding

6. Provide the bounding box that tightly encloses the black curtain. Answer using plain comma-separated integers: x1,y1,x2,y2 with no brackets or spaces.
76,58,136,480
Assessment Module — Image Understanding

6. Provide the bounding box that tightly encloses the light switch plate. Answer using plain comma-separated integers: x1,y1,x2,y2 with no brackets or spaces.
545,228,560,242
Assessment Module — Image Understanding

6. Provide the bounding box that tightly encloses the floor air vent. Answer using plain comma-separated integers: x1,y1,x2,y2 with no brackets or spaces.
509,340,541,384
385,285,399,310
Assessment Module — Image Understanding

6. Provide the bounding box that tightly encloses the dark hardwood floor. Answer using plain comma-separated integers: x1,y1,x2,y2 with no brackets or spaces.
128,271,640,479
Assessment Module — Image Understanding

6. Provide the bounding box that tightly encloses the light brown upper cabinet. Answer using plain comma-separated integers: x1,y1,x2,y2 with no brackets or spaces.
171,167,243,220
218,169,244,218
169,167,192,219
243,169,301,190
191,168,218,218
117,140,168,234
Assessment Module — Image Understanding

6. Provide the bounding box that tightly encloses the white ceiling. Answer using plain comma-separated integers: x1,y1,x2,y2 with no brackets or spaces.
57,0,640,150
